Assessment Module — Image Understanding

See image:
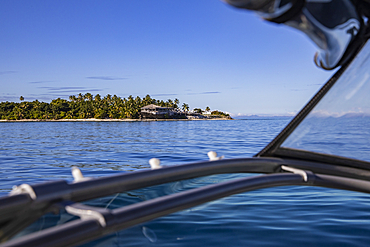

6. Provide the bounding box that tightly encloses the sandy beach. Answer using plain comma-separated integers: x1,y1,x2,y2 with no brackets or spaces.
0,117,232,122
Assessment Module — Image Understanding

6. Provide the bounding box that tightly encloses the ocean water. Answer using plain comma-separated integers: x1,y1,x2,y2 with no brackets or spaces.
1,119,370,246
283,116,370,162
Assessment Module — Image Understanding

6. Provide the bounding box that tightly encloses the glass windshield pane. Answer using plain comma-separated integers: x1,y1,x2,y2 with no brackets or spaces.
282,41,370,162
79,186,370,247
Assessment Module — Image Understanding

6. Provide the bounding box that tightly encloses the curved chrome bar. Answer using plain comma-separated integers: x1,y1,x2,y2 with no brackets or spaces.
4,170,370,247
0,173,308,247
2,157,370,243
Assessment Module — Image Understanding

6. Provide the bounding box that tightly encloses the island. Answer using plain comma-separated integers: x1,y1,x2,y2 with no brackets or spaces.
0,93,232,121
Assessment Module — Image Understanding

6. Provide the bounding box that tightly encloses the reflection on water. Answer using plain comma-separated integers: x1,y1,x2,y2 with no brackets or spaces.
142,226,157,243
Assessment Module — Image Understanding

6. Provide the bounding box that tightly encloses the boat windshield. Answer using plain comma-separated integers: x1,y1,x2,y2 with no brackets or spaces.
281,41,370,162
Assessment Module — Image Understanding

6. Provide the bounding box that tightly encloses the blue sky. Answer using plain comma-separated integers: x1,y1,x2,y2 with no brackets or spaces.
0,0,335,116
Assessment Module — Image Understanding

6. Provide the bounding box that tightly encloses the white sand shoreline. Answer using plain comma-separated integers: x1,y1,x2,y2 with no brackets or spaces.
0,117,232,122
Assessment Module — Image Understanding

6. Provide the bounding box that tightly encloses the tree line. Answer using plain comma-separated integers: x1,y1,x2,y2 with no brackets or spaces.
0,93,229,120
0,93,185,120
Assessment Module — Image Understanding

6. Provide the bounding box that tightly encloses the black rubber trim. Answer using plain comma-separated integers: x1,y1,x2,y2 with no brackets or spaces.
274,147,370,171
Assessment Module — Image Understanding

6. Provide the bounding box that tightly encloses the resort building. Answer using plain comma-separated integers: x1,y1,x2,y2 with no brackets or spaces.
140,104,185,119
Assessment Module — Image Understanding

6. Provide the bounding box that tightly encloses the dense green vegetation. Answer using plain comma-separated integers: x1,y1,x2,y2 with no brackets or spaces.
0,93,230,120
0,94,180,120
210,110,231,118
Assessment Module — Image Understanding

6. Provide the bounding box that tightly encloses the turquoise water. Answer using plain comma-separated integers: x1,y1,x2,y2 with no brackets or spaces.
2,119,370,246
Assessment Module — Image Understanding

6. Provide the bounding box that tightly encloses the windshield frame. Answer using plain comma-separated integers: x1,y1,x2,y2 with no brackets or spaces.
256,40,370,170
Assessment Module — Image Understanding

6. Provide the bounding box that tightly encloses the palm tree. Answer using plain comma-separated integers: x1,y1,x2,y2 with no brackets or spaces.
182,103,189,112
77,93,84,102
84,93,93,101
174,98,180,108
69,95,77,102
205,106,210,112
143,94,152,106
105,94,112,105
19,96,24,101
94,94,101,102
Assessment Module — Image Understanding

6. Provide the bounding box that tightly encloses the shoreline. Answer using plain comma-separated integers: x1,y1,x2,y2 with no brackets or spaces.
0,117,232,122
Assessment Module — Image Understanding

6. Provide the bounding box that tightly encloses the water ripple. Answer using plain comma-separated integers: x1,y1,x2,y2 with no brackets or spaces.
7,119,370,246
